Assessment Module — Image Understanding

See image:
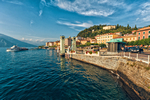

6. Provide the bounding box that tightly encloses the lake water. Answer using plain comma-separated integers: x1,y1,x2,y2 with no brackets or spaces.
0,48,131,100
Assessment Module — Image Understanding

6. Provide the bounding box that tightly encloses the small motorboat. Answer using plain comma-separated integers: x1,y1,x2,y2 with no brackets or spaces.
6,45,28,52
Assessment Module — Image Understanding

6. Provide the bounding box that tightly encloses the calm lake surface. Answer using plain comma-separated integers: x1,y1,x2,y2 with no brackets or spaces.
0,48,131,100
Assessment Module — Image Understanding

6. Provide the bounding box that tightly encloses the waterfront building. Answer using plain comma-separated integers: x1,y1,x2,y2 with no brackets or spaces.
103,25,116,30
136,26,150,40
95,33,120,46
49,42,54,46
65,37,71,46
54,41,60,46
46,42,49,46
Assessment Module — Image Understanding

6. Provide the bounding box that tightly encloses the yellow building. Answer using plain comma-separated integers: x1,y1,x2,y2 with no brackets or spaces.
123,35,137,42
103,25,116,30
80,40,90,45
95,33,120,46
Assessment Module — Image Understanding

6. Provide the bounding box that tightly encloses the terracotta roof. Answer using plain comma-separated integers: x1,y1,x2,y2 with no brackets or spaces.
136,27,150,32
113,36,123,39
123,35,136,38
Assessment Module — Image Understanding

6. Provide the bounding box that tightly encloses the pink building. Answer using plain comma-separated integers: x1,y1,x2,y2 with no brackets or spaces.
136,27,150,40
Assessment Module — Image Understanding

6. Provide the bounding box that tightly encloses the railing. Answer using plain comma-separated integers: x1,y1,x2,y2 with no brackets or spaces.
121,52,150,64
77,50,150,64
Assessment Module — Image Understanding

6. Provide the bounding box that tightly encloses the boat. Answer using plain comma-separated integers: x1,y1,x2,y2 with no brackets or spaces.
6,45,28,52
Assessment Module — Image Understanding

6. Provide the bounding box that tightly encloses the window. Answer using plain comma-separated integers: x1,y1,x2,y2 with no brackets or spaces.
138,36,140,40
143,32,145,34
149,31,150,33
149,35,150,38
139,32,140,35
143,36,145,39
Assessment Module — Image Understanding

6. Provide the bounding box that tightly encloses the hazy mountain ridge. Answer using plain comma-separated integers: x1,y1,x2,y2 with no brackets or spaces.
0,33,36,47
0,38,14,47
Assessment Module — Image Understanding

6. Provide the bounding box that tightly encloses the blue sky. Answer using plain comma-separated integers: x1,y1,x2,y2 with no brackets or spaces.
0,0,150,45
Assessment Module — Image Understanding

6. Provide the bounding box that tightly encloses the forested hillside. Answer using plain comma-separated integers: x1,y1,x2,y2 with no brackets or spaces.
77,24,138,38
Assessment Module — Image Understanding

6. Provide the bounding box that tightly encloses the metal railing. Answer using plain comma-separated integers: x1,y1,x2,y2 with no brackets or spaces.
75,50,150,64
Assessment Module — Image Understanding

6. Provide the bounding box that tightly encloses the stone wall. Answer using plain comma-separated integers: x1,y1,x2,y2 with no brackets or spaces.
69,54,150,99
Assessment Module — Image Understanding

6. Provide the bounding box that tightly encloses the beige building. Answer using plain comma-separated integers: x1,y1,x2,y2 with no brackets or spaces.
90,39,97,43
46,42,50,46
123,35,137,42
103,25,116,30
65,37,71,46
80,40,90,45
95,33,120,46
49,42,54,46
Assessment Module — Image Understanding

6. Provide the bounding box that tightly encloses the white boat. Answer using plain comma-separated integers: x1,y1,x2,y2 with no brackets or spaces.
6,45,28,52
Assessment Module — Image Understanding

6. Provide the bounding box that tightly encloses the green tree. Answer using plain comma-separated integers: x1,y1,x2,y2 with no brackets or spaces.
85,42,91,46
116,24,119,29
134,25,138,30
99,43,106,48
128,41,134,46
127,24,130,29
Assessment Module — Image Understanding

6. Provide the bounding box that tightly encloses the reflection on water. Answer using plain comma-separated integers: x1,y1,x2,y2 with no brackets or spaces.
0,49,131,100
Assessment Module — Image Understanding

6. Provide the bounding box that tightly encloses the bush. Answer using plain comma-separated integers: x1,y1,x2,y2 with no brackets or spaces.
89,51,92,54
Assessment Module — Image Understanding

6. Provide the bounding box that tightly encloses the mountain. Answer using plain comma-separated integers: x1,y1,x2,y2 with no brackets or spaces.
0,38,14,47
0,33,36,47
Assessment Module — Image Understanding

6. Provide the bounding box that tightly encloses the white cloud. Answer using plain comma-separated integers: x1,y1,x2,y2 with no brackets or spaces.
47,0,130,17
136,18,139,21
57,20,93,28
39,10,43,16
143,16,150,21
136,2,150,22
2,0,23,5
75,21,81,23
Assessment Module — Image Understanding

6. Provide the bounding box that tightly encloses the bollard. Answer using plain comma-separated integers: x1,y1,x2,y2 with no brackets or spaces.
137,54,138,59
129,52,130,58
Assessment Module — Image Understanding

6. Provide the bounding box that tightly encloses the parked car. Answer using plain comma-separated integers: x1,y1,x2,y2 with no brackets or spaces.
125,47,133,52
130,47,143,53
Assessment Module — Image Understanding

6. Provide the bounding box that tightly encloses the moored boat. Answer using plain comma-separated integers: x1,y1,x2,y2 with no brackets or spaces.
6,45,28,52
